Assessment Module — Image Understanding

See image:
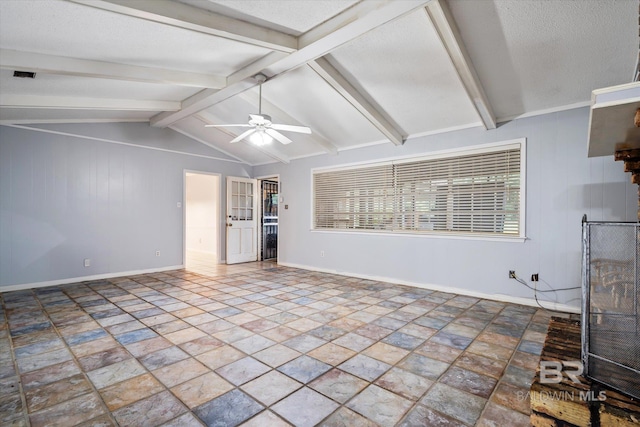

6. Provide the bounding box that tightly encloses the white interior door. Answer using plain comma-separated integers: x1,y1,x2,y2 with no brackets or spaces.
226,176,258,264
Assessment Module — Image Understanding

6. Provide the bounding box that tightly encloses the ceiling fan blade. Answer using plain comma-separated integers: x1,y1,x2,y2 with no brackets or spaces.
230,129,256,143
204,124,252,128
265,129,292,145
271,124,312,134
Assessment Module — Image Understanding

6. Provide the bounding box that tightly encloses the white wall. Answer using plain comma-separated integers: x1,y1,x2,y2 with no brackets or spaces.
185,173,218,255
254,107,637,310
0,123,251,288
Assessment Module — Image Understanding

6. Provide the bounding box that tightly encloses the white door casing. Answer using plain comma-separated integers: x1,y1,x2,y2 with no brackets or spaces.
226,176,258,264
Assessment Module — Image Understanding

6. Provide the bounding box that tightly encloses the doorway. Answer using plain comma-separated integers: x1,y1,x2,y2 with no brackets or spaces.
259,177,279,261
184,172,220,269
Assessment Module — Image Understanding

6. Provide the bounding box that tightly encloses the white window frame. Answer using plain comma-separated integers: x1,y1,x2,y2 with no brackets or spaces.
310,139,526,242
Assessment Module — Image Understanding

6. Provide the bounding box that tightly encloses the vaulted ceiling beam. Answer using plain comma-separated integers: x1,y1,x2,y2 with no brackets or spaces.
309,58,405,146
0,94,180,111
196,112,290,164
150,0,432,128
67,0,297,53
424,0,496,130
237,90,338,155
0,49,225,89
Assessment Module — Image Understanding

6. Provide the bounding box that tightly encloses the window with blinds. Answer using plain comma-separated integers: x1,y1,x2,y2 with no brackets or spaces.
313,141,524,237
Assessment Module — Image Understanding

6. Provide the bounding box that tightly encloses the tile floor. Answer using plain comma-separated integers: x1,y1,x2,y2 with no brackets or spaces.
0,262,569,426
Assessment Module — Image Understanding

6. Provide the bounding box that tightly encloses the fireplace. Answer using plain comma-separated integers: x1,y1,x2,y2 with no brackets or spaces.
582,220,640,400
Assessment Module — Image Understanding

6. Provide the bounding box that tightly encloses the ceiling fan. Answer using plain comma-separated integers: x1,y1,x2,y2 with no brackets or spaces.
205,74,311,146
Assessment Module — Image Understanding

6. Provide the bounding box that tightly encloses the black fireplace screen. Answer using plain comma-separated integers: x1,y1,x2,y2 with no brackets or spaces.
582,221,640,400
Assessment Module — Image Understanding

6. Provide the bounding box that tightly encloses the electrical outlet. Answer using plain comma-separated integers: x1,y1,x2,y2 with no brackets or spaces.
531,273,539,282
320,250,325,257
84,258,91,267
509,270,516,279
155,251,160,257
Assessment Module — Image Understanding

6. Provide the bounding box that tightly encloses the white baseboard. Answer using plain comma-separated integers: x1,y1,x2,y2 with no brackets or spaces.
278,261,580,314
0,265,185,293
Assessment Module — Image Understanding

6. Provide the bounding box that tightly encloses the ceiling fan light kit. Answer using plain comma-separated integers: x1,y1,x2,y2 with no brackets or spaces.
205,74,311,145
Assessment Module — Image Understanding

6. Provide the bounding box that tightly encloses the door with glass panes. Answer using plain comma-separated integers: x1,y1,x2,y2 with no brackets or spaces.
226,177,258,264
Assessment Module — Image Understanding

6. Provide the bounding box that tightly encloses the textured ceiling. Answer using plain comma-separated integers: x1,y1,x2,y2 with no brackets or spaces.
0,0,637,165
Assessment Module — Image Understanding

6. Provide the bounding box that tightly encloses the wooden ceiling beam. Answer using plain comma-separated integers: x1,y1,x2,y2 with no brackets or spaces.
424,0,496,130
0,94,179,111
0,49,226,89
150,0,432,128
309,58,405,146
67,0,297,53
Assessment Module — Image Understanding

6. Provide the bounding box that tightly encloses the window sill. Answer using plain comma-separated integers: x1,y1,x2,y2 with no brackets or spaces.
310,229,527,243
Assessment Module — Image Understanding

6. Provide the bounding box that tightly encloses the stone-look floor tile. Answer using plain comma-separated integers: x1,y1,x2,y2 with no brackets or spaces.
153,320,190,335
213,326,255,343
20,360,82,390
165,327,207,345
307,343,356,366
339,354,391,382
398,323,437,339
354,324,393,341
272,387,339,427
25,374,92,412
159,412,204,427
429,331,473,350
14,338,64,358
308,325,347,341
260,324,300,341
74,413,116,427
477,401,531,427
65,328,109,346
16,347,74,374
233,335,276,354
197,319,235,335
125,336,173,358
397,353,449,380
398,404,466,427
253,344,301,368
309,368,368,403
363,342,410,365
490,381,530,414
241,370,302,406
171,372,234,408
240,410,292,427
467,340,514,361
179,336,224,356
441,323,481,339
510,350,541,371
375,367,433,400
477,331,521,349
347,384,413,427
518,339,543,355
11,330,59,349
415,341,462,363
194,389,263,426
282,334,326,353
152,357,210,388
70,336,119,358
29,392,105,427
440,366,497,398
502,365,535,389
100,373,164,411
196,345,244,370
382,331,425,350
77,346,132,371
332,332,374,352
421,383,486,426
140,313,176,327
328,317,364,332
320,407,378,427
278,355,332,384
216,357,271,386
113,390,187,426
0,393,23,425
105,320,145,336
114,327,158,345
226,312,261,326
87,358,147,389
139,346,189,370
454,352,506,379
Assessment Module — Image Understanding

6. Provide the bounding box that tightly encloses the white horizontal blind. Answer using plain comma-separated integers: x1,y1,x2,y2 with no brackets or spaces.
313,144,522,237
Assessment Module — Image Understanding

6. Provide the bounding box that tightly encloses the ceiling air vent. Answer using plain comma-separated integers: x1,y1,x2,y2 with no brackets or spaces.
13,70,36,78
